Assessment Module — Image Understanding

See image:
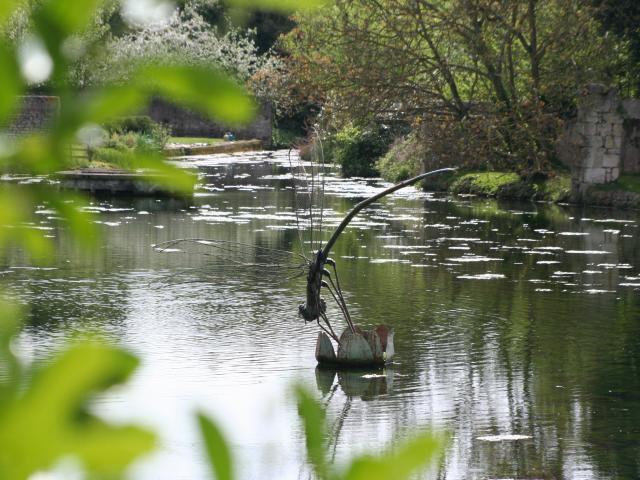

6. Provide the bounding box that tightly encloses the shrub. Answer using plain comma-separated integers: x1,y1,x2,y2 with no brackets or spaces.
376,133,423,183
103,115,170,151
331,124,396,177
379,106,563,184
103,115,156,135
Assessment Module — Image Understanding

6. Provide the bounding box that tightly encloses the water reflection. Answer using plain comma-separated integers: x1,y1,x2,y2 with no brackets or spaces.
4,150,640,479
315,367,394,399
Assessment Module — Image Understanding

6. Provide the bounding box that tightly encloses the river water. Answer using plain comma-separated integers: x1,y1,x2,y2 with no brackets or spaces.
6,150,640,479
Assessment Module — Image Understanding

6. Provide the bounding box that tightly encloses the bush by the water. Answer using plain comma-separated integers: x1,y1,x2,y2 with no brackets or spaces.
103,116,170,151
84,116,171,168
331,124,396,177
377,106,563,185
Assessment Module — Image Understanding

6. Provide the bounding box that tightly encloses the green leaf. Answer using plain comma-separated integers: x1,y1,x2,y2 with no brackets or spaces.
0,342,156,479
56,86,147,139
47,191,98,249
0,45,23,123
81,86,147,125
0,0,22,26
136,65,255,125
225,0,325,12
294,385,329,480
38,0,105,35
198,413,233,480
130,151,197,194
0,185,54,262
343,432,444,480
0,297,22,404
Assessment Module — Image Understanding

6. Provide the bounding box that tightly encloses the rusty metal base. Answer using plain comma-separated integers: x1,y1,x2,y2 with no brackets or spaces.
315,325,394,367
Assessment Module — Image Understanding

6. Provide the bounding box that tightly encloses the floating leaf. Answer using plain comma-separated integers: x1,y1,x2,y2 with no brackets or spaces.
198,413,233,480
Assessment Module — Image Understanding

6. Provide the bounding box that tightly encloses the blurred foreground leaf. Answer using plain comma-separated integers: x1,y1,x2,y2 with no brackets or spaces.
37,0,104,37
295,384,444,480
0,45,22,123
138,65,255,125
130,151,197,193
226,0,325,12
0,0,22,26
0,341,156,479
343,433,444,480
198,413,234,480
295,385,330,479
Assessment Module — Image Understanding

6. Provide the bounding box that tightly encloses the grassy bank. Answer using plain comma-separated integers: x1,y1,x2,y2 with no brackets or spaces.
423,171,573,202
594,174,640,193
167,136,224,145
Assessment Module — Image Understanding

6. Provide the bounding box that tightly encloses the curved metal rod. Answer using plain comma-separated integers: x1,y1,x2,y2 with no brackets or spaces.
321,167,456,258
326,259,354,331
324,269,355,333
323,278,355,334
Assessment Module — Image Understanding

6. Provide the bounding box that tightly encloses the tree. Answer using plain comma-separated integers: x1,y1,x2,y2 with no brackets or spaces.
284,0,620,175
592,0,640,95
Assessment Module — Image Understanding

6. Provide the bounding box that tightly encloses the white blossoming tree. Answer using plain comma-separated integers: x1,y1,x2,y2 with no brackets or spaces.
75,3,281,94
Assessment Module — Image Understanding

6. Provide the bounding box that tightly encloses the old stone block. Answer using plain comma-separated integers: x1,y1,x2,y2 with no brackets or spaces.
604,167,620,183
622,99,640,119
604,135,622,149
612,123,624,137
603,112,623,125
602,153,620,168
584,168,607,184
611,167,620,180
585,147,604,168
584,123,597,136
585,134,604,148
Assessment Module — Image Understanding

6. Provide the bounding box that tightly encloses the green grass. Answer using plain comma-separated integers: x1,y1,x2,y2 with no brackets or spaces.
450,171,521,196
168,136,225,145
447,171,572,201
538,173,572,202
596,173,640,193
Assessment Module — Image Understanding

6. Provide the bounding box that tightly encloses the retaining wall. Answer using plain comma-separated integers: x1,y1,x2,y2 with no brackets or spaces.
558,85,640,192
148,98,272,146
2,96,60,135
2,95,273,146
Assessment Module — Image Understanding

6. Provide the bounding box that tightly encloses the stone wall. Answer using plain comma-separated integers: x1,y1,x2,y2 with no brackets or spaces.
148,98,272,146
558,85,640,192
621,97,640,173
2,96,60,135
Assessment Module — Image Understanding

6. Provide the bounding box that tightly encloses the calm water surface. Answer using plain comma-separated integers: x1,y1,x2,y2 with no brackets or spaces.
5,150,640,479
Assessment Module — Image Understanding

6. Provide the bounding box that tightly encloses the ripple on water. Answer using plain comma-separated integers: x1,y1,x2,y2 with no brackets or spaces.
457,273,506,280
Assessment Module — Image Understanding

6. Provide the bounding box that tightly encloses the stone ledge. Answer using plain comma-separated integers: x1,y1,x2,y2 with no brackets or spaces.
571,187,640,209
55,169,192,196
164,139,263,157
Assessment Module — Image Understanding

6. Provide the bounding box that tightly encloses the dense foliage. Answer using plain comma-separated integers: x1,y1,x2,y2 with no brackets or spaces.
284,0,629,178
330,124,397,177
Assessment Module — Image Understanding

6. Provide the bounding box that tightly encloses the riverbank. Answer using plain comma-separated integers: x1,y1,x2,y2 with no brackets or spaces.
422,171,640,209
164,139,263,157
